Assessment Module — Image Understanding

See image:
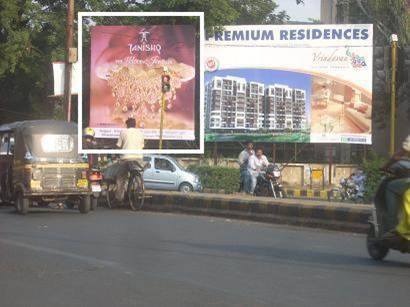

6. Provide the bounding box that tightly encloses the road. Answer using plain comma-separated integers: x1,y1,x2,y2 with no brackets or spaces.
0,206,409,307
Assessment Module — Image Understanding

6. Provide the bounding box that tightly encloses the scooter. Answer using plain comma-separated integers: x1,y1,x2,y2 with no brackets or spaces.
366,168,410,260
254,164,284,198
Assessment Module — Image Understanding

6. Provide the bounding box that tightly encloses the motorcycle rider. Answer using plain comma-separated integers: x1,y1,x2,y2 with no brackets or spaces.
238,141,254,193
381,135,410,238
247,147,269,195
83,127,98,167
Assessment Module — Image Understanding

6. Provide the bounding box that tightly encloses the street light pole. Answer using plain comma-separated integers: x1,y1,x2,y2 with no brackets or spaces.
389,34,398,156
64,0,74,122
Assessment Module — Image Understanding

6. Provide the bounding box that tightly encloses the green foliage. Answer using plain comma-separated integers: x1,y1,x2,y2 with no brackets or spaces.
0,0,298,125
361,152,387,202
187,165,240,193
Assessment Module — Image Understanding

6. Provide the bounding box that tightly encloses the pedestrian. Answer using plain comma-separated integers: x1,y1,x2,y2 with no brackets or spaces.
238,141,254,193
247,147,269,195
115,117,145,202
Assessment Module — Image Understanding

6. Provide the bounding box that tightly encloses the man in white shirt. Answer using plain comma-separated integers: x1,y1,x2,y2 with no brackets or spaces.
238,141,254,193
247,147,269,194
116,117,144,160
115,117,145,201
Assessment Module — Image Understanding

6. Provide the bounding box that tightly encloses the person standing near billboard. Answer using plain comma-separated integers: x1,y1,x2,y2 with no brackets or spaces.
238,141,254,193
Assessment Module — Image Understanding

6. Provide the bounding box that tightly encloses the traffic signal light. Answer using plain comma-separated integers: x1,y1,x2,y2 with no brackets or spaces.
161,74,171,93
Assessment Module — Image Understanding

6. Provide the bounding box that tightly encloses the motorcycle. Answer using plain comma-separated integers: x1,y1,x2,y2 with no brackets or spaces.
339,173,365,202
254,164,284,198
88,167,103,210
366,164,410,260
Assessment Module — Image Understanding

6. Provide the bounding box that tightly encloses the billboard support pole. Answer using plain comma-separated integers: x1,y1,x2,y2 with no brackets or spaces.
64,0,74,122
389,34,398,156
328,144,333,186
159,93,166,150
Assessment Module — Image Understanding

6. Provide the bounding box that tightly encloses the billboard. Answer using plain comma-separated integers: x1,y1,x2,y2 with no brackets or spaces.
205,24,373,144
90,25,196,140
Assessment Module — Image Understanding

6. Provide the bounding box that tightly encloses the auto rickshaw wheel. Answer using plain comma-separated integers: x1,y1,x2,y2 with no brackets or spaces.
91,197,98,210
79,195,91,214
367,225,389,261
15,192,29,215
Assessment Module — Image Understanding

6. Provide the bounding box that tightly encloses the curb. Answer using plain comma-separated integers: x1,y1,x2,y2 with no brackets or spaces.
203,188,341,200
144,192,371,233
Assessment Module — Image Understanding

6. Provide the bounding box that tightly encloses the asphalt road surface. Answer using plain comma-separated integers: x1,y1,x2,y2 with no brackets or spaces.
0,206,409,307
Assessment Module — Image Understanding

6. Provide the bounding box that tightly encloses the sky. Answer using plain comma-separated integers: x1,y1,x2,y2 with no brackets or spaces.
276,0,321,22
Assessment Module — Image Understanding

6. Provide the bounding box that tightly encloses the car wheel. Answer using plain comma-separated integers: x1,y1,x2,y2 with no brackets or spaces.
15,192,29,215
179,183,193,193
79,196,91,214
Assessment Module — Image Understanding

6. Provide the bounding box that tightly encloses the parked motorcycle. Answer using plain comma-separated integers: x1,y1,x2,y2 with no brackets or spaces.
254,164,284,198
88,168,103,210
366,164,410,260
339,174,365,202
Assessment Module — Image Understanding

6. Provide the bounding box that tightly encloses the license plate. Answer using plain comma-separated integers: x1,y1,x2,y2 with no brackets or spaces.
77,179,88,188
91,184,102,192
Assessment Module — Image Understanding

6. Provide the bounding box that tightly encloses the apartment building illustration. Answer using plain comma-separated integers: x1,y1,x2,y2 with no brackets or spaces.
206,76,307,131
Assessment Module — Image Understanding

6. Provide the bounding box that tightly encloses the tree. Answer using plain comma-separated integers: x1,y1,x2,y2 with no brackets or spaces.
0,0,300,124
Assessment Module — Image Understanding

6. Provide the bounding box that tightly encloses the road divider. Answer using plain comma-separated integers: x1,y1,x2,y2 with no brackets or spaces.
144,191,372,233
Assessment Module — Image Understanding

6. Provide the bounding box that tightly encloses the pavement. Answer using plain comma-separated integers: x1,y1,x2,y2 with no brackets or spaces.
145,191,372,233
0,206,409,307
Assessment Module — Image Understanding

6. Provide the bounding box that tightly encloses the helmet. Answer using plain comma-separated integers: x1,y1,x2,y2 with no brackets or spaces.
83,127,95,138
403,135,410,152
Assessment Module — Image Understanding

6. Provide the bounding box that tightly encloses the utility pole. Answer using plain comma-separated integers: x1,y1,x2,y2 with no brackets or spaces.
64,0,74,122
389,34,398,156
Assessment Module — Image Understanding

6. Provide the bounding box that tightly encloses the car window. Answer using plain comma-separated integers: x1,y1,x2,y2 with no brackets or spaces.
143,156,151,162
154,158,174,171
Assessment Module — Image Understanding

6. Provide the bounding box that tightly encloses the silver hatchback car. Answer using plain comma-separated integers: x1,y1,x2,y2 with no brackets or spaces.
142,155,202,193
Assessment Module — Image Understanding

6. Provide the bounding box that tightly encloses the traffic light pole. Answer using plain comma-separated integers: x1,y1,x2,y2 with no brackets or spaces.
159,93,166,150
389,35,398,156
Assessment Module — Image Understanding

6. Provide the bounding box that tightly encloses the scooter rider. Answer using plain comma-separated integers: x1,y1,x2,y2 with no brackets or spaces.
381,135,410,237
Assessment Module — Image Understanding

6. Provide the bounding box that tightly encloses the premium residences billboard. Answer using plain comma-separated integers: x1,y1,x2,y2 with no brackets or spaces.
205,24,373,144
89,25,196,140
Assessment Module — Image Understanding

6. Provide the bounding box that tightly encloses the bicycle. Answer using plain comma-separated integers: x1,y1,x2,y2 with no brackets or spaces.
104,161,145,211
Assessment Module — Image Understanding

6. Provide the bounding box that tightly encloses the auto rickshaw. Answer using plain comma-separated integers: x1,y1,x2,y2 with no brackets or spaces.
0,120,92,214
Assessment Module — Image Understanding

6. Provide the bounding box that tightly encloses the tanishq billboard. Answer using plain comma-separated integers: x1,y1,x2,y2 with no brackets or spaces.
205,24,373,144
90,25,196,140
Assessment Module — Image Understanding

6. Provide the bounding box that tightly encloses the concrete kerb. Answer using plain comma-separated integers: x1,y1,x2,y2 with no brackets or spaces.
143,191,372,233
